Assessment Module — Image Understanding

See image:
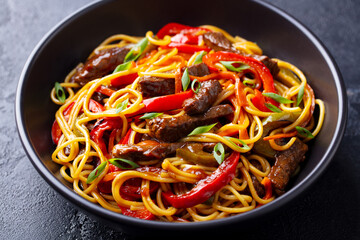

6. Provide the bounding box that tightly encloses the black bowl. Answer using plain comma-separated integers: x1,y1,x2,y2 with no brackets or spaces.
15,0,347,236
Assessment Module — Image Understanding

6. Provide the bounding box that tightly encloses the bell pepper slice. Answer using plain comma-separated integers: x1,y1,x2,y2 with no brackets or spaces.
162,151,240,208
156,22,209,38
203,51,278,107
261,177,273,200
118,206,155,220
96,85,115,96
163,42,210,54
110,72,139,87
171,33,200,45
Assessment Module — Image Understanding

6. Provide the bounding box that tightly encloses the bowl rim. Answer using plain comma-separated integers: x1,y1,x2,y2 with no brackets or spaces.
15,0,347,231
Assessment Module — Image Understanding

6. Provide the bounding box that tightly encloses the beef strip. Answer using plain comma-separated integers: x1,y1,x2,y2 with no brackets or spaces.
202,31,279,76
71,47,130,85
112,142,217,162
267,138,308,195
138,76,175,98
185,63,210,77
183,80,222,115
148,104,233,142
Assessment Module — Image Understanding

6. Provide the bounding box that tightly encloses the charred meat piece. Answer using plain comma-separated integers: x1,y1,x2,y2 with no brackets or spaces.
183,80,222,115
138,76,175,98
148,104,233,142
71,47,130,85
112,142,185,161
267,138,308,195
112,142,217,162
203,31,236,52
185,63,210,77
202,31,279,77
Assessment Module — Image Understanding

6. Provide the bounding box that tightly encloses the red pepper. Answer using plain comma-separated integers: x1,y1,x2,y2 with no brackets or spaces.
156,22,209,38
252,89,272,112
110,72,139,87
128,90,194,117
96,85,115,96
171,33,201,45
163,42,210,54
90,118,122,156
202,51,278,107
88,99,106,112
51,102,75,144
119,128,133,145
162,151,240,208
118,206,155,220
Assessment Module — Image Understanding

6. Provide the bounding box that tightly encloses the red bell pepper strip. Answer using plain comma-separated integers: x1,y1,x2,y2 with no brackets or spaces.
163,42,210,54
202,51,278,107
119,128,133,145
88,99,106,112
128,90,194,117
156,22,209,38
118,206,155,220
96,85,115,96
252,89,271,112
90,118,122,156
110,72,139,87
51,102,75,144
171,33,201,45
162,151,240,208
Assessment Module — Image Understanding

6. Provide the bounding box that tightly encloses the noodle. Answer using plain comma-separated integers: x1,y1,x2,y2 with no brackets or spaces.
50,23,324,222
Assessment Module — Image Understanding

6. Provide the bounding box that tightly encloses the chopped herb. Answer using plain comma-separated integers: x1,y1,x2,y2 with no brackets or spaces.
224,136,250,150
265,103,282,113
262,92,294,104
124,37,149,63
220,61,250,72
296,84,305,106
113,61,132,73
86,161,107,184
108,158,140,170
213,143,225,164
115,99,128,113
182,68,190,91
54,82,66,103
295,126,314,139
188,123,217,136
139,112,163,119
193,51,208,65
191,79,201,93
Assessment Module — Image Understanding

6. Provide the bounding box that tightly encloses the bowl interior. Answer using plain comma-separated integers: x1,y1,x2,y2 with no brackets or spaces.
16,0,346,234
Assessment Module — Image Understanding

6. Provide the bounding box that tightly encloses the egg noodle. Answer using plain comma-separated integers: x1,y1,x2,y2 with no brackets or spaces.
50,23,325,222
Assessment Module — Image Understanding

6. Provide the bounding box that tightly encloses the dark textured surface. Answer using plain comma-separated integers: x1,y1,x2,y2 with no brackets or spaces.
1,0,359,239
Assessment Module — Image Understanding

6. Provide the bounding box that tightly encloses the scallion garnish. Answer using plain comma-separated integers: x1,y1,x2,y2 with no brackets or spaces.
265,103,282,113
108,158,140,170
182,68,190,91
115,99,128,113
113,61,132,73
139,112,163,119
124,37,149,63
295,126,314,139
213,143,225,164
193,51,207,65
54,82,66,103
296,84,305,107
188,123,217,136
86,161,107,184
262,92,294,104
191,79,201,93
224,136,250,150
220,61,250,72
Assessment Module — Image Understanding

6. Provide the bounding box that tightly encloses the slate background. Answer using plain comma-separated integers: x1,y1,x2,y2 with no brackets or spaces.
1,0,359,239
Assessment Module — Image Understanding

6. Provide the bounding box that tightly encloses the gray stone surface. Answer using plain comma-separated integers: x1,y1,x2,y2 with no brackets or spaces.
1,0,359,239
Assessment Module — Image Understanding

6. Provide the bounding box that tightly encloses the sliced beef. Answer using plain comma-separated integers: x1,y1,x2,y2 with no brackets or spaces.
203,31,236,52
148,104,233,142
186,63,210,77
112,142,185,161
267,138,308,195
71,47,130,85
112,142,217,162
138,76,175,98
183,80,222,115
202,31,279,76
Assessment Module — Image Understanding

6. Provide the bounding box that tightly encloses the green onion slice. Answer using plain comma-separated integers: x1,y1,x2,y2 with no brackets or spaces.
108,158,140,170
124,37,149,63
262,92,294,104
86,161,107,184
115,99,128,113
296,84,305,107
182,68,190,91
295,126,314,139
193,51,208,65
139,112,163,119
220,61,250,72
213,143,225,164
265,103,282,113
55,82,66,103
224,136,250,150
191,79,201,93
188,123,217,136
113,61,132,73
